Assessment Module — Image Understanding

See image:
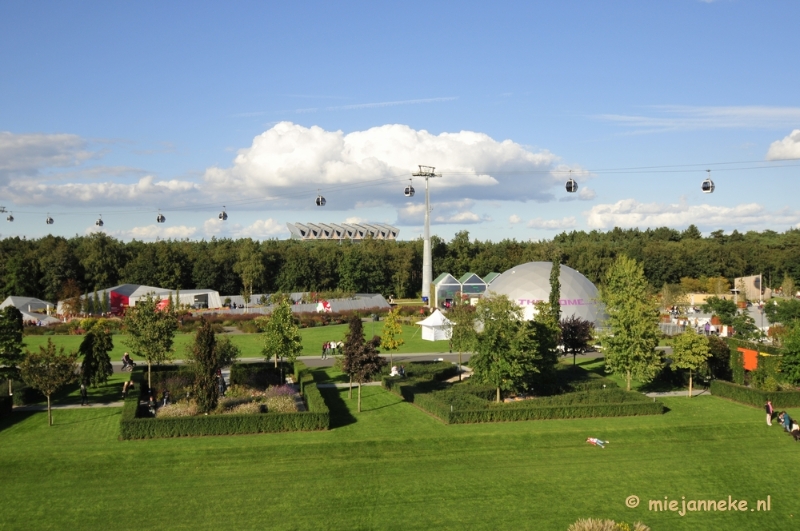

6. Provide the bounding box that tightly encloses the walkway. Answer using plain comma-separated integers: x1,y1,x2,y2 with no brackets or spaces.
644,389,711,398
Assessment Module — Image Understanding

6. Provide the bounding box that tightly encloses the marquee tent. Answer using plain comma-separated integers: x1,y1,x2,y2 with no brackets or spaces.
416,309,453,341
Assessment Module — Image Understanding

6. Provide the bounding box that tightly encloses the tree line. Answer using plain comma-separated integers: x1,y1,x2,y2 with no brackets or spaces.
2,225,800,302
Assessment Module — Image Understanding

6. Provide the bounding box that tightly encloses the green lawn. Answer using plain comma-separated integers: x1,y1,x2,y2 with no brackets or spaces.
2,386,799,530
21,322,450,362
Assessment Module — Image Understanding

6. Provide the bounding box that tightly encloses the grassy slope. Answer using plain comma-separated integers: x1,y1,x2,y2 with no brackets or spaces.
21,323,449,362
2,386,799,530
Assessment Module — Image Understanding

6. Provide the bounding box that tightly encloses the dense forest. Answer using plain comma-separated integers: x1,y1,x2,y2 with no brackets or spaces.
2,225,800,302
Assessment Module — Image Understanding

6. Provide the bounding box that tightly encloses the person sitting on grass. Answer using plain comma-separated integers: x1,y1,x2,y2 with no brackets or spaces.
148,394,157,416
791,421,800,442
586,437,609,449
781,412,793,433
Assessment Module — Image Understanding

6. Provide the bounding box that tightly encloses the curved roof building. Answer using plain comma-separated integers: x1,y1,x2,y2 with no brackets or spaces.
489,261,603,325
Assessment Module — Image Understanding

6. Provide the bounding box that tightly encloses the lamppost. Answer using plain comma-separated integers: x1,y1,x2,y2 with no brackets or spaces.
413,165,441,307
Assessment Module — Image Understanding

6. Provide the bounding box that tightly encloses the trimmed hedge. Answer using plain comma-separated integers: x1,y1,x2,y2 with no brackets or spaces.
710,379,800,408
120,360,330,439
382,362,663,424
120,408,329,439
0,395,12,418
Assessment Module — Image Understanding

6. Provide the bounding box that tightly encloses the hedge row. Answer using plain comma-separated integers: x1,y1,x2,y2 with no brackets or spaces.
723,337,783,356
710,380,800,408
119,360,330,439
447,401,665,424
0,395,12,418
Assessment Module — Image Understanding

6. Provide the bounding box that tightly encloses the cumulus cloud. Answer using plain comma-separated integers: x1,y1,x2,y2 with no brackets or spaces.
396,199,491,225
203,121,563,209
527,217,577,230
766,129,800,160
585,198,800,230
0,131,96,181
345,216,368,224
509,214,522,224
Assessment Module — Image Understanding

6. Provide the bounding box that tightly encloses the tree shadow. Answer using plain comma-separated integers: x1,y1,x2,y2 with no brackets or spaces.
319,387,356,429
361,400,402,412
0,410,36,432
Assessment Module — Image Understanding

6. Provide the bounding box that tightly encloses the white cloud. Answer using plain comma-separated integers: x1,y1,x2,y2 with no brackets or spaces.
345,216,368,224
203,121,562,209
105,224,198,241
3,175,201,206
766,129,800,160
585,198,800,230
596,106,800,133
526,217,577,230
203,217,287,239
0,131,96,181
509,214,521,224
396,199,491,225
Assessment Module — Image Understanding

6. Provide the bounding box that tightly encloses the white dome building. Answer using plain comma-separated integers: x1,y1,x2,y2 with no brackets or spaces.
488,262,603,325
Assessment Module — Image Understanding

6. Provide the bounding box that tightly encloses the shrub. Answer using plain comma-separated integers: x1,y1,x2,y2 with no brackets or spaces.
224,402,263,415
710,379,800,408
265,395,297,413
156,402,199,418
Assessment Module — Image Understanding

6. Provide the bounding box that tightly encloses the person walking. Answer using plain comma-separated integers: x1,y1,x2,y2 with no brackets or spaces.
765,400,774,426
80,382,89,406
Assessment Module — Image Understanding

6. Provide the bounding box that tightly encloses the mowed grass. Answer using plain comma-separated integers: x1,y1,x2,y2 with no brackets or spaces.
21,322,449,362
2,387,800,530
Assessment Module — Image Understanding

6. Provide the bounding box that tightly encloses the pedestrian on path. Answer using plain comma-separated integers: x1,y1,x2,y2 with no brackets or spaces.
80,382,89,406
765,400,773,426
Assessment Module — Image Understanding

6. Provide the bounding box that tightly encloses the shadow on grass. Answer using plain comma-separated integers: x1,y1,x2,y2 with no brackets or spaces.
361,400,402,413
319,387,356,429
0,410,36,432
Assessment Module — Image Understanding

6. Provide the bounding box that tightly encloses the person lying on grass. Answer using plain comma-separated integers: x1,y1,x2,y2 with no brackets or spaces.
586,437,609,449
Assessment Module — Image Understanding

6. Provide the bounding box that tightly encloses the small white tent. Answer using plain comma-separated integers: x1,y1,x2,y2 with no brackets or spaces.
416,309,453,341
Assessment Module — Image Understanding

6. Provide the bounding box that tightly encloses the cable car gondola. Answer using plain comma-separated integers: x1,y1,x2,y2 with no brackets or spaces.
315,192,326,206
404,180,415,197
219,206,228,221
46,214,54,225
565,178,578,193
6,213,13,222
96,215,104,227
156,211,166,223
702,170,715,193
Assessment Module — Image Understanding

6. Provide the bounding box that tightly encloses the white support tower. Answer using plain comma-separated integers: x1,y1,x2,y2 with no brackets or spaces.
413,165,441,306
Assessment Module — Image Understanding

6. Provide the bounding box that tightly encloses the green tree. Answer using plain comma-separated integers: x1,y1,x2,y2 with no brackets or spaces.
258,297,301,369
124,294,178,388
780,323,800,385
703,335,732,381
215,336,241,368
701,296,737,326
764,298,800,326
549,257,562,323
234,240,265,308
380,307,404,367
670,328,710,397
0,306,25,396
19,339,78,426
341,316,386,412
600,256,663,391
78,324,114,387
560,315,595,366
191,319,218,413
781,274,796,299
471,295,534,402
447,302,477,381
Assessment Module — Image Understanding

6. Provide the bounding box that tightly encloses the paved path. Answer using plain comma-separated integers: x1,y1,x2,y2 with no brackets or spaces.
644,389,711,398
14,401,125,411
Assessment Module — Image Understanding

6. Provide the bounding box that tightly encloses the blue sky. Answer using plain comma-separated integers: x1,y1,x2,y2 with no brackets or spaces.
1,0,798,242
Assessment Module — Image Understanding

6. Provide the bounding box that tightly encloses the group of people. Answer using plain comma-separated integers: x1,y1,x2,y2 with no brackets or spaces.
147,389,171,416
321,341,341,359
389,365,406,377
765,400,800,441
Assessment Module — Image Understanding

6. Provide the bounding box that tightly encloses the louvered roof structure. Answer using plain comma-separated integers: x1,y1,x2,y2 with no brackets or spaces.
287,222,399,241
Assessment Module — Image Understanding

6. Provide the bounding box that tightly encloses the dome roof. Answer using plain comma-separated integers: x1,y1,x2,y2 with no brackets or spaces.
489,262,603,324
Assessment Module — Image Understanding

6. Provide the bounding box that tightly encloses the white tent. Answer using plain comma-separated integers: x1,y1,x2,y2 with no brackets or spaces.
416,309,453,341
